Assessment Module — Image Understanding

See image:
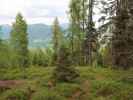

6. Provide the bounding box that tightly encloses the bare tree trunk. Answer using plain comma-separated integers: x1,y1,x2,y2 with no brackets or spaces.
83,0,95,65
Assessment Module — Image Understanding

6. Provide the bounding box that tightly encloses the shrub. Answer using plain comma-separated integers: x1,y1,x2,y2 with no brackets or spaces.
32,89,66,100
29,48,53,67
53,46,79,82
2,89,28,100
55,83,81,97
0,41,13,68
115,89,133,100
92,80,121,97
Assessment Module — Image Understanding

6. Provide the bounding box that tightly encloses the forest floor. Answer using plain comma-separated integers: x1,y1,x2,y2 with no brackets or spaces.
0,66,132,100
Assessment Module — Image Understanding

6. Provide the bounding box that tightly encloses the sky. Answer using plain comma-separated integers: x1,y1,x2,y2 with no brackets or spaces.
0,0,70,25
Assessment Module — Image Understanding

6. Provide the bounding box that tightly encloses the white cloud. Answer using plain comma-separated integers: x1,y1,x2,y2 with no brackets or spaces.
0,0,69,25
0,0,29,16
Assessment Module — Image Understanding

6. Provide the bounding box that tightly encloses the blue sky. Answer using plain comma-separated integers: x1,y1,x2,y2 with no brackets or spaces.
0,0,69,25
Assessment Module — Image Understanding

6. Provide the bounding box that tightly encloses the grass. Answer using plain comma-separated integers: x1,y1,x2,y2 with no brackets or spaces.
0,66,132,100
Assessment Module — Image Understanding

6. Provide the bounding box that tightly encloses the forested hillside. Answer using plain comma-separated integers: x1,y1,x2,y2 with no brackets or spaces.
0,24,68,48
0,0,133,100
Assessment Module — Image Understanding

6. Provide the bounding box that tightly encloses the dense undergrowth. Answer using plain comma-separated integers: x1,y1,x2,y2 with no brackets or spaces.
0,66,132,100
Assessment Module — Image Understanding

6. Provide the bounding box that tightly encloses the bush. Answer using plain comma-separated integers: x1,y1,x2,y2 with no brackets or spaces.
90,79,133,100
32,89,66,100
92,80,122,97
55,83,81,97
0,41,12,67
2,89,28,100
29,48,53,67
115,89,133,100
0,67,25,80
53,46,79,82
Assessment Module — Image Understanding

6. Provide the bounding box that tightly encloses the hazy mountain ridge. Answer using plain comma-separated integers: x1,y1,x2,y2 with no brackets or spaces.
1,23,69,48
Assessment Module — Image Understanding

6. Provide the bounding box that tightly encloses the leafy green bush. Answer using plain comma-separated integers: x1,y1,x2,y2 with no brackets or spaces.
90,80,122,99
0,41,13,68
55,83,81,97
0,67,26,80
32,89,66,100
29,48,53,67
114,89,133,100
53,46,79,82
2,89,28,100
90,80,133,100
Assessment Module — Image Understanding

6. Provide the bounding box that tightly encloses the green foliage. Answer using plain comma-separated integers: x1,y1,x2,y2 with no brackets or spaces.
55,83,81,97
10,13,29,67
0,67,132,100
0,26,10,67
69,0,87,65
29,48,53,67
0,41,11,67
92,80,121,95
53,45,79,82
99,44,112,67
0,67,25,80
0,66,53,80
32,89,66,100
91,80,133,100
52,17,63,64
30,49,46,66
1,89,28,100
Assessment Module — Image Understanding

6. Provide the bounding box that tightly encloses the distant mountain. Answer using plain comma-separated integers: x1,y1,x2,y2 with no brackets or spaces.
61,23,69,30
1,23,69,48
1,24,11,39
28,24,52,48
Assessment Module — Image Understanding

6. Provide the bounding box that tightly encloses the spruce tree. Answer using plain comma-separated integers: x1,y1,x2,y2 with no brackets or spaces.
112,0,133,69
52,17,63,64
53,44,79,82
10,13,29,67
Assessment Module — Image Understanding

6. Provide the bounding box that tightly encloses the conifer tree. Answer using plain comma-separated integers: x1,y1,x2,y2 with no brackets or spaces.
10,13,29,67
52,17,63,64
112,0,133,69
53,44,79,82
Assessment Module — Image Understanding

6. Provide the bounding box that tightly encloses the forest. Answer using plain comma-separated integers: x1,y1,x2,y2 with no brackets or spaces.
0,0,133,100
